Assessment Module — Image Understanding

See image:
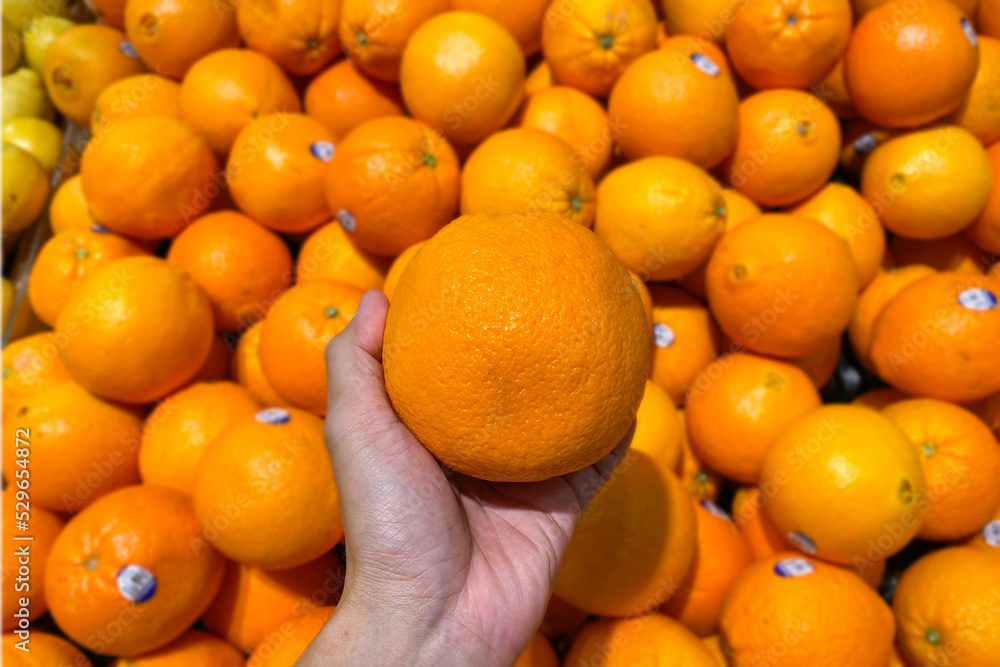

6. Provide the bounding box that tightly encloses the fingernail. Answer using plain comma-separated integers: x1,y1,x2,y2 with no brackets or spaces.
358,290,375,315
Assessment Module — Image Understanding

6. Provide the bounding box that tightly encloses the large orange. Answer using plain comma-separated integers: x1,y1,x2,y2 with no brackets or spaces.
946,36,1000,144
1,489,64,630
296,220,390,292
231,321,291,407
80,116,219,239
246,606,333,666
1,332,72,414
460,128,595,227
676,410,723,501
608,47,739,169
325,116,459,256
663,0,741,44
659,35,734,78
139,381,260,494
726,0,852,89
554,451,697,616
848,265,937,369
720,554,895,667
732,485,795,559
661,498,754,636
869,272,1000,403
90,74,181,132
258,281,363,414
42,24,145,125
400,11,524,145
567,615,717,665
861,125,993,239
28,228,144,327
108,630,245,667
167,211,293,332
382,241,424,300
594,157,726,281
2,631,91,666
647,284,721,404
339,0,449,81
303,59,404,141
705,214,858,357
89,0,126,28
49,175,98,235
893,547,1000,667
188,334,234,385
685,354,821,483
718,89,841,206
451,0,550,55
759,405,927,564
1,381,142,512
237,0,342,75
384,213,648,482
786,182,886,288
983,0,1000,37
966,141,1000,254
193,408,342,569
202,552,342,653
882,399,1000,541
45,485,225,656
541,0,658,96
890,233,989,275
512,632,558,667
844,0,979,127
227,114,334,234
179,48,302,155
125,0,240,79
56,256,214,403
631,379,686,471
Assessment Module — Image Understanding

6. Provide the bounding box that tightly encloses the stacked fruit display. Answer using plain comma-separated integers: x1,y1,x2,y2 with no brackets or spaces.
2,0,1000,665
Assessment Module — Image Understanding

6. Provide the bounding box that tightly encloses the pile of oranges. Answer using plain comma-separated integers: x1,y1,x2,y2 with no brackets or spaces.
3,0,1000,664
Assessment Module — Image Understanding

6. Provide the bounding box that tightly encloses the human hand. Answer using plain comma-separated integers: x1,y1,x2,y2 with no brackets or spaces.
299,290,631,667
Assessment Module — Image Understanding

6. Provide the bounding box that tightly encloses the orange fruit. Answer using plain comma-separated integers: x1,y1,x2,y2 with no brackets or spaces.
237,0,341,75
50,175,98,234
882,399,1000,541
384,213,648,482
188,334,234,385
46,485,225,656
461,128,595,226
125,0,240,79
1,489,64,630
732,485,795,559
890,233,989,275
946,36,1000,144
662,498,754,636
91,74,181,132
844,0,980,128
848,264,937,369
839,118,896,175
759,405,927,564
566,614,718,666
81,116,219,239
339,0,449,81
721,188,763,230
2,631,91,666
524,60,554,94
108,630,244,667
400,11,525,145
42,24,145,125
296,220,390,292
966,141,1000,254
706,214,859,357
167,211,293,332
1,332,72,414
179,48,302,155
451,0,550,55
227,114,334,234
786,182,886,288
138,381,259,494
325,116,460,256
303,59,405,141
663,0,741,44
539,594,589,639
202,551,342,653
56,256,214,403
1,381,142,512
513,632,558,667
869,272,1000,403
555,451,697,616
820,56,857,118
726,0,851,89
89,0,126,28
541,0,658,96
701,635,728,666
231,321,291,407
631,379,686,471
861,125,993,239
382,241,424,301
259,281,362,414
982,0,1000,37
28,228,144,327
961,505,1000,552
893,547,1000,667
685,354,821,483
594,157,726,281
246,606,333,666
676,410,723,501
853,387,909,410
194,408,342,569
719,554,895,667
718,89,841,206
659,34,733,76
647,284,721,404
631,270,654,327
608,47,739,169
514,85,614,178
781,337,842,388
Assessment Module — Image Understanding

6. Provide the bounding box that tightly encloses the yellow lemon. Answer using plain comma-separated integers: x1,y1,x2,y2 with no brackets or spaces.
2,0,70,31
2,67,54,121
2,142,50,233
2,117,62,172
3,16,22,74
22,15,74,72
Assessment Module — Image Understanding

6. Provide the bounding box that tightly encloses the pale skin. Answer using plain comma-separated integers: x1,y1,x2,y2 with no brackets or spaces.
300,290,631,666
